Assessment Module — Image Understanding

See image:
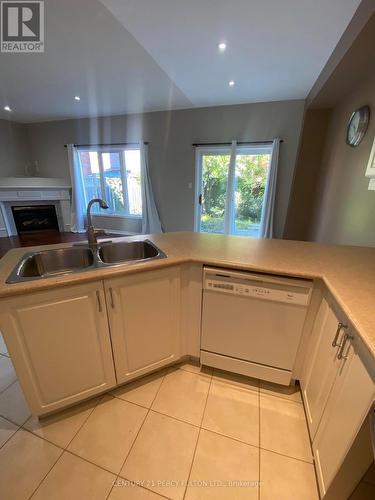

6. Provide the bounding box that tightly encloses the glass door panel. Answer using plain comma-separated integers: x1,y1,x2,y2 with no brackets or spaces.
200,153,230,234
233,151,271,237
196,144,273,237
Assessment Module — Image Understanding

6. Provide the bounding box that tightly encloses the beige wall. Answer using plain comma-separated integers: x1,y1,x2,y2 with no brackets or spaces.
25,100,305,236
284,109,332,240
309,72,375,246
0,119,30,176
0,119,31,234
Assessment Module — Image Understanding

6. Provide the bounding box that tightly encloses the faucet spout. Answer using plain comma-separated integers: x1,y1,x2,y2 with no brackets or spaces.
86,198,108,248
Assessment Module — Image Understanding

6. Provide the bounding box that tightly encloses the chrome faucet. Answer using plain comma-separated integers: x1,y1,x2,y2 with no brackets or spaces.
86,198,108,248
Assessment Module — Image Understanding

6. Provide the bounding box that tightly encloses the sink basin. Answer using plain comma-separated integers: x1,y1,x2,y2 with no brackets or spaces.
6,239,166,283
7,247,94,282
98,240,165,264
6,240,166,283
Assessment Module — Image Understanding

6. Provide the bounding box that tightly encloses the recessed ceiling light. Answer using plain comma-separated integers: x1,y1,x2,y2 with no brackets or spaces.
74,96,81,101
218,42,226,51
4,105,12,112
229,80,235,87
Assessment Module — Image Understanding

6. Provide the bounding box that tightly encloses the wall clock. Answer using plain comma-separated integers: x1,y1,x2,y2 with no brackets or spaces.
346,105,370,147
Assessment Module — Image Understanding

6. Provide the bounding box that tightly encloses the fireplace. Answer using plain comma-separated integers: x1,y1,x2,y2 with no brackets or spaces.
11,205,60,235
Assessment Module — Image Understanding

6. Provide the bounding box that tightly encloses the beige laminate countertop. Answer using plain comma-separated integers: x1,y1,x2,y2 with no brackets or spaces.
0,231,375,361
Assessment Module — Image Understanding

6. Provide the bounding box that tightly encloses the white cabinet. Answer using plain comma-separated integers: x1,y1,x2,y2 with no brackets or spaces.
105,267,181,383
301,297,347,438
0,281,116,415
312,336,374,496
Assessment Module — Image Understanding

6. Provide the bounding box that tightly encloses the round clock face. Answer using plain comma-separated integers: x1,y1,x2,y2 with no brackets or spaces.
346,105,370,147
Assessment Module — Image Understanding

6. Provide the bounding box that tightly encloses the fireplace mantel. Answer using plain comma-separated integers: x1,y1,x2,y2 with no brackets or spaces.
0,177,71,237
0,177,71,190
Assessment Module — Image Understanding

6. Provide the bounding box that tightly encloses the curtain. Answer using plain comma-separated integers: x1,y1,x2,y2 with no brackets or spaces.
140,142,163,234
259,138,281,239
66,144,86,233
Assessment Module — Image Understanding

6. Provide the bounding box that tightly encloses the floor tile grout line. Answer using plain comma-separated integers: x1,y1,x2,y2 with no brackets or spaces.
0,410,24,428
63,393,106,450
259,391,304,407
259,446,314,465
21,393,105,449
0,422,21,450
105,369,168,500
15,418,168,499
66,447,140,478
182,369,213,500
112,377,216,429
27,445,64,500
8,417,313,489
259,392,303,405
198,427,261,453
149,408,201,429
1,367,316,499
14,425,67,454
25,394,109,500
6,364,206,498
0,375,17,396
4,368,309,482
179,424,313,465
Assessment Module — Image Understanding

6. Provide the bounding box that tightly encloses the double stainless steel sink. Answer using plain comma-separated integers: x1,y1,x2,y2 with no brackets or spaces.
6,240,166,283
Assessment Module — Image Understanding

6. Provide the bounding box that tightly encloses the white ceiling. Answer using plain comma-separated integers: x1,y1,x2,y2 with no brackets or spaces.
101,0,361,106
0,0,192,123
0,0,361,122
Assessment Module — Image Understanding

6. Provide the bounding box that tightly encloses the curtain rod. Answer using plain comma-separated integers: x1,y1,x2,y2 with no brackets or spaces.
63,142,148,148
192,140,283,147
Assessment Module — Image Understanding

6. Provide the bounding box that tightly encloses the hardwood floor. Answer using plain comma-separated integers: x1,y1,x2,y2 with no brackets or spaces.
0,230,122,258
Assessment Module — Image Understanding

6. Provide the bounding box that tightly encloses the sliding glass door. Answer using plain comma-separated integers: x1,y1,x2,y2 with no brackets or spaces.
195,144,273,237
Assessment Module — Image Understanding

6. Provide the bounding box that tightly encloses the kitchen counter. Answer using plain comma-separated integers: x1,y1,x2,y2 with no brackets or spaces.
0,231,375,360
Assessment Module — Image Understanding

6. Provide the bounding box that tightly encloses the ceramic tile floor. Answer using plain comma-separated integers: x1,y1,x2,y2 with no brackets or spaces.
0,349,320,500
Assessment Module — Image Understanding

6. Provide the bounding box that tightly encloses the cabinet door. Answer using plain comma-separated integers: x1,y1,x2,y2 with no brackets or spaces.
105,267,181,383
312,340,374,496
0,282,116,415
301,298,346,438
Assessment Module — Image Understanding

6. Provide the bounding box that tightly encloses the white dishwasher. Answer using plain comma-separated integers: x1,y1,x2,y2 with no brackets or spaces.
201,267,313,385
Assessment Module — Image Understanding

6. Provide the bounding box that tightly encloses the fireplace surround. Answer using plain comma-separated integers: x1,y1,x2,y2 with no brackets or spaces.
0,178,71,237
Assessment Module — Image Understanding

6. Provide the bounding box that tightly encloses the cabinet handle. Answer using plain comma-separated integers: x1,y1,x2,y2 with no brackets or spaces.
337,333,352,360
109,287,115,309
332,322,347,347
96,290,102,312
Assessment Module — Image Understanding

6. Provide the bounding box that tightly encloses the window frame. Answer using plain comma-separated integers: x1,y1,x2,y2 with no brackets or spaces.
77,145,142,219
194,143,273,235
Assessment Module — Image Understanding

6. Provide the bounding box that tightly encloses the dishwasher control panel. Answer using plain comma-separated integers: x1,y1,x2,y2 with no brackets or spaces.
205,278,311,306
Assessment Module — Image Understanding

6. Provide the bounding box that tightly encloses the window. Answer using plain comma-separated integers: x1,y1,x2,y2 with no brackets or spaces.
78,147,142,217
195,144,273,237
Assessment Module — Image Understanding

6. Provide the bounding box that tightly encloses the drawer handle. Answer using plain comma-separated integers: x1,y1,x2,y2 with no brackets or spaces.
332,322,347,347
96,290,102,313
337,333,352,360
109,287,115,309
